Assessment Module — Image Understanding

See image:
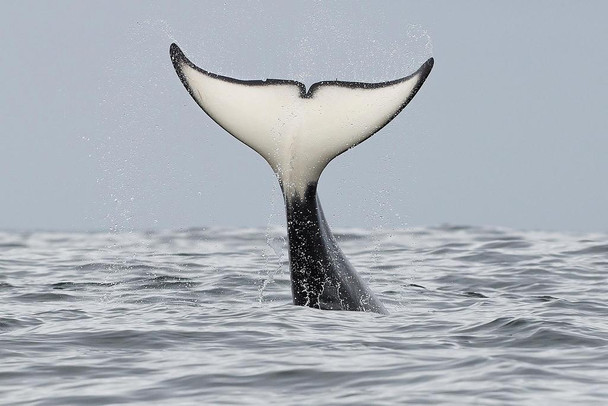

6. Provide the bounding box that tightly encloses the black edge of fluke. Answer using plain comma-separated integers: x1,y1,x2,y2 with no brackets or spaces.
170,43,308,96
169,43,195,101
306,56,434,97
170,43,434,101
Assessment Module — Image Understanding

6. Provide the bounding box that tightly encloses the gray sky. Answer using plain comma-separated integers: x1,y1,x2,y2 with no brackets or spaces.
1,1,607,232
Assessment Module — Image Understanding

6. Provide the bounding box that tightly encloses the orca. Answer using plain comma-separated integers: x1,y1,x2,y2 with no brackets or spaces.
170,43,433,314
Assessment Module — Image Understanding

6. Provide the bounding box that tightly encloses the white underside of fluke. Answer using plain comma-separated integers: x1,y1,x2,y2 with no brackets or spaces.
171,44,433,197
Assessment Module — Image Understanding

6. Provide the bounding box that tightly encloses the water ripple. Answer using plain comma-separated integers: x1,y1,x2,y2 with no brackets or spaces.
0,228,606,405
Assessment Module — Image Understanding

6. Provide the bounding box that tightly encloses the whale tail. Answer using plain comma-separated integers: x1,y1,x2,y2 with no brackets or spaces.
170,43,434,313
170,43,433,198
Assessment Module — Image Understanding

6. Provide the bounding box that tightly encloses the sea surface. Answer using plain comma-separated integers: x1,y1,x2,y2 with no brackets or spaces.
1,226,607,405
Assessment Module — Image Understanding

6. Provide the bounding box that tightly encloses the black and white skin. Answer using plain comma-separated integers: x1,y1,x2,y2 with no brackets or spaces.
170,43,433,314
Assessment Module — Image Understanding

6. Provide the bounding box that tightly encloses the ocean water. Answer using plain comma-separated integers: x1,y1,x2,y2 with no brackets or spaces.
1,226,607,405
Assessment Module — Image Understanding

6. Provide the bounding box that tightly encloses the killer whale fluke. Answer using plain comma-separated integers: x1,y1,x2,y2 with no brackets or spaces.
170,43,433,313
170,43,433,198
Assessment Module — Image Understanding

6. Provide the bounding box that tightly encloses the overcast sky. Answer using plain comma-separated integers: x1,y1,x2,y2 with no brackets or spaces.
1,1,606,232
